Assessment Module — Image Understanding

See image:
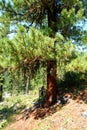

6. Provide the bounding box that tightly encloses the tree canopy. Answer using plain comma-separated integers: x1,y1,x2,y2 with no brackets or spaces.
0,0,87,68
0,0,86,37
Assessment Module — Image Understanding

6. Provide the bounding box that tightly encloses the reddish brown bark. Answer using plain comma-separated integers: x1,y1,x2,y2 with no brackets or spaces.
45,60,57,107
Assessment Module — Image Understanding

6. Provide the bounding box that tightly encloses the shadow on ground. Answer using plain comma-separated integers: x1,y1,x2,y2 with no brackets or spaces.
22,71,87,120
0,102,26,123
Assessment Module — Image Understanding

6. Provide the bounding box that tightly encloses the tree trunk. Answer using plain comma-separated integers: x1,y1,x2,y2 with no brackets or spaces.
45,60,57,107
45,5,58,107
47,3,58,36
25,76,30,95
0,85,3,102
0,75,3,102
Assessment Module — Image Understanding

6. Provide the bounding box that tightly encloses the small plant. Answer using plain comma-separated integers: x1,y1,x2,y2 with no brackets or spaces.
0,119,7,129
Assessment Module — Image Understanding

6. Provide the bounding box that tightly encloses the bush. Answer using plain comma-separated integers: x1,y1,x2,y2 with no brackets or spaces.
63,71,81,88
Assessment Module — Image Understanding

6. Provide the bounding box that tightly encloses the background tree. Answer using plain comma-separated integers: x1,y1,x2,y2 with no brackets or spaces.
0,73,4,101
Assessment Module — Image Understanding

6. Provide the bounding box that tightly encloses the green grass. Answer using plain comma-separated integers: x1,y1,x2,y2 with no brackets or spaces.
0,90,38,130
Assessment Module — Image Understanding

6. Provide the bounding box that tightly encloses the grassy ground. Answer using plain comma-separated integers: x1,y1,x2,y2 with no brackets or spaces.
0,90,38,130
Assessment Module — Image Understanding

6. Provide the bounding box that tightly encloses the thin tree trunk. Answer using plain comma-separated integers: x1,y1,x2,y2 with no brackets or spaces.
25,76,30,95
0,85,2,102
0,75,3,102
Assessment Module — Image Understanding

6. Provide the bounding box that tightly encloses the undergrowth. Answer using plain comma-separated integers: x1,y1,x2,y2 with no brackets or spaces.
0,90,38,130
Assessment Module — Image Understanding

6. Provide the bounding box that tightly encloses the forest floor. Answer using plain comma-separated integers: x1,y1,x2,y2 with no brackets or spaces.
4,89,87,130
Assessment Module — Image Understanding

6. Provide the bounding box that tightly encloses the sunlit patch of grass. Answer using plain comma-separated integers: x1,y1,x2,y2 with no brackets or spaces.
0,119,7,129
0,90,38,129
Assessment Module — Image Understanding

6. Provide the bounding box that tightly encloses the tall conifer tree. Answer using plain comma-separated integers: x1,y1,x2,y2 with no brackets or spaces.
0,0,86,106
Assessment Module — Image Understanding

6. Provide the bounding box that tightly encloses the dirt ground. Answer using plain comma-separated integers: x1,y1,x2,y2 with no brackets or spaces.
5,98,87,130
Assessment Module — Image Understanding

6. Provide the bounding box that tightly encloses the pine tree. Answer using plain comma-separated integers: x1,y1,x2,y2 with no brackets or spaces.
0,0,86,106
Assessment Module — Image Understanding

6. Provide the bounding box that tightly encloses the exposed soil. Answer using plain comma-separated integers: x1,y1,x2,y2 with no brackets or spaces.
5,90,87,130
5,101,87,130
